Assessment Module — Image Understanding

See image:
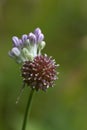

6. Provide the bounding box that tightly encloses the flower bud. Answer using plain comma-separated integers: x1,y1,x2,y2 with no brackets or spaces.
11,47,20,57
37,33,44,43
28,33,36,44
38,41,46,55
12,36,20,47
22,48,33,61
34,28,41,36
22,34,28,42
19,39,23,46
39,41,46,50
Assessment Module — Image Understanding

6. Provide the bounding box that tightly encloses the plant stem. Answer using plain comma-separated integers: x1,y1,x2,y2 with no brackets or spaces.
22,89,34,130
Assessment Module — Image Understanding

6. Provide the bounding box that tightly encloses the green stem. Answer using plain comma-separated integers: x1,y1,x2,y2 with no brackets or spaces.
22,89,34,130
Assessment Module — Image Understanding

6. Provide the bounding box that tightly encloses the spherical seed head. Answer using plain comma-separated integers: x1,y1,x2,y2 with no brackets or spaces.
21,55,58,91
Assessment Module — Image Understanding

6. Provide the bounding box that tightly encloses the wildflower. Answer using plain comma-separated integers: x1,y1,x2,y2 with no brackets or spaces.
9,28,59,91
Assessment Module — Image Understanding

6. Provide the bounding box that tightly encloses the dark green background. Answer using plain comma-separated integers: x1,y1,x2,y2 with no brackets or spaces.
0,0,87,130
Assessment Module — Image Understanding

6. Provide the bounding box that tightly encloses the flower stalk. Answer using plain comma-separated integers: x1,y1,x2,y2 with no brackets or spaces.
22,89,34,130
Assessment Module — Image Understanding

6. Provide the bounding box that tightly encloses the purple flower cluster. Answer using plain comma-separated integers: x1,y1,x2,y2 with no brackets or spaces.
9,28,45,63
12,28,44,48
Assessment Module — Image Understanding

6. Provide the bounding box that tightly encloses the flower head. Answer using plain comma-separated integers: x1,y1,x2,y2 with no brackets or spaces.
9,28,59,91
21,55,59,91
9,28,45,63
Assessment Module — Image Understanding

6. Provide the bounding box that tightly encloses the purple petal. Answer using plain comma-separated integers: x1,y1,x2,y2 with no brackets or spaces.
22,34,28,42
19,39,23,46
34,28,41,37
10,47,20,57
28,33,36,44
38,33,44,43
12,36,20,47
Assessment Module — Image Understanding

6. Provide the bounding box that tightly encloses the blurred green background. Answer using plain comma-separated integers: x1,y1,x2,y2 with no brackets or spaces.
0,0,87,130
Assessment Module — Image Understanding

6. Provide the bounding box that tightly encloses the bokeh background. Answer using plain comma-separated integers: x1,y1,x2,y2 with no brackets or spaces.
0,0,87,130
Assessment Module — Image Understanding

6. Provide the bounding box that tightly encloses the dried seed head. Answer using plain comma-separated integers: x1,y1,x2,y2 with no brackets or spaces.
21,55,59,91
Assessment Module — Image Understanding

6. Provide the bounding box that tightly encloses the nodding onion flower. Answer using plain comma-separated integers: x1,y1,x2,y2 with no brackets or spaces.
9,28,59,91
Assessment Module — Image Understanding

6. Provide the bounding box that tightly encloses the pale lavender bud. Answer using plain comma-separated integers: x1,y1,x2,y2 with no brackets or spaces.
34,28,41,37
12,36,20,47
19,39,23,47
34,28,44,43
11,47,20,57
22,34,28,42
38,33,44,43
28,33,36,44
